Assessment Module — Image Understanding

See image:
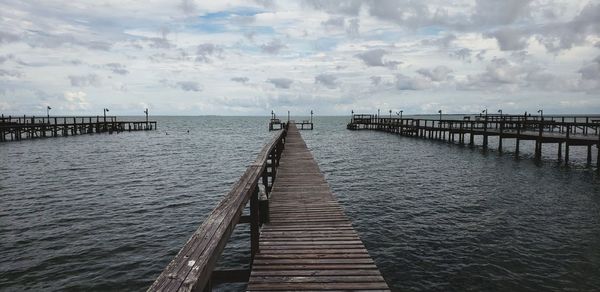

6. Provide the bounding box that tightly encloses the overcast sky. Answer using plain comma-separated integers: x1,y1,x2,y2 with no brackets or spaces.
1,0,599,116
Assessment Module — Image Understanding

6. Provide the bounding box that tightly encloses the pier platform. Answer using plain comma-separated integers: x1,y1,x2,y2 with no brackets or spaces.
247,124,388,291
347,114,600,169
0,115,157,142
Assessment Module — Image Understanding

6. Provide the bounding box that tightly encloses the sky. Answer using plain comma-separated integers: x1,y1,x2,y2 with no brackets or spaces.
0,0,599,116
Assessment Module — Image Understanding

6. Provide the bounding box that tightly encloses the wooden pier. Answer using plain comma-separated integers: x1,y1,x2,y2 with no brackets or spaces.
348,114,600,168
150,123,389,291
0,115,157,142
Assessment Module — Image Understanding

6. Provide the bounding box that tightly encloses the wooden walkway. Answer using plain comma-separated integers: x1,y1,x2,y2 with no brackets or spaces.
247,124,390,291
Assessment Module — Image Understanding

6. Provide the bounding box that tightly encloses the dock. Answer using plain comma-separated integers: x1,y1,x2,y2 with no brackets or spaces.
348,114,600,168
247,123,388,290
0,115,157,142
149,122,389,291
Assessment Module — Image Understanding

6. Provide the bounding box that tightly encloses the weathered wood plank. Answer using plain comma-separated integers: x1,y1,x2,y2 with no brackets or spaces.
248,123,389,291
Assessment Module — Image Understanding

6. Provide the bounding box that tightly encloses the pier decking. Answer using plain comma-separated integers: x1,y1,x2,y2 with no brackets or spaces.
0,115,157,142
150,122,388,291
247,124,388,291
348,114,600,169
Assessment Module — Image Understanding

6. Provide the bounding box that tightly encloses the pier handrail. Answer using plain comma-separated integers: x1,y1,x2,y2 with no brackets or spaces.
149,124,288,292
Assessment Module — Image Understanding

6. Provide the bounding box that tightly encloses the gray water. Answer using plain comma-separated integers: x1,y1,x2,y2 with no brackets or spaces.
1,116,599,291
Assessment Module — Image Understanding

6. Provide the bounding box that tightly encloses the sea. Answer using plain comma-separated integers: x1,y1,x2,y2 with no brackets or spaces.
1,115,599,291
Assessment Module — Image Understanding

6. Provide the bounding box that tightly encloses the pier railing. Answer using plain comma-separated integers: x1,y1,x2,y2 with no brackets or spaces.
149,123,288,292
0,114,157,142
348,114,600,168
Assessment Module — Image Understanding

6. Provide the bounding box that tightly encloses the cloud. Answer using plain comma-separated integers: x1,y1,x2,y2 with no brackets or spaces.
195,43,223,63
577,55,600,92
416,66,453,82
160,79,203,92
355,49,401,69
472,0,533,26
179,0,197,14
346,18,360,37
0,69,22,78
0,31,20,44
315,73,338,89
176,81,202,92
231,77,249,84
486,28,529,51
105,63,129,75
370,76,382,86
422,34,456,49
260,39,286,54
396,74,432,90
321,16,345,29
64,91,89,110
267,78,293,89
68,74,101,87
451,48,472,61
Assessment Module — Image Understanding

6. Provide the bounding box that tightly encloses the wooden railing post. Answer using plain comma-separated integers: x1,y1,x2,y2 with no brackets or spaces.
250,185,260,260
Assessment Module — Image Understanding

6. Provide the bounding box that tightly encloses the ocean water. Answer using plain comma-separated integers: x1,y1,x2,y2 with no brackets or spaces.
1,116,599,291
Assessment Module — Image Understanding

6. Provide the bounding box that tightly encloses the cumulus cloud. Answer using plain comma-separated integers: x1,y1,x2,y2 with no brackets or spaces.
267,78,294,89
315,74,338,89
486,28,529,51
105,63,129,75
321,16,345,30
451,48,472,61
68,74,101,87
416,66,453,82
176,81,202,92
161,79,202,92
355,49,401,69
396,74,432,90
370,76,382,86
260,39,286,54
472,0,533,26
63,91,89,110
0,31,20,44
231,77,249,84
0,69,22,78
195,43,223,63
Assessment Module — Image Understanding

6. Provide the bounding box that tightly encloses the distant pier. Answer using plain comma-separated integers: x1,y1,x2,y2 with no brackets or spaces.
269,111,314,131
150,122,389,291
0,115,157,142
348,114,600,169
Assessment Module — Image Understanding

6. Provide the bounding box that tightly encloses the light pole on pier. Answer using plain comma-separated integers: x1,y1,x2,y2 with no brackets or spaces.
498,109,502,115
482,108,488,117
377,108,380,118
438,109,442,120
538,109,543,120
144,108,149,126
396,110,403,119
103,108,109,122
389,109,392,119
46,106,51,119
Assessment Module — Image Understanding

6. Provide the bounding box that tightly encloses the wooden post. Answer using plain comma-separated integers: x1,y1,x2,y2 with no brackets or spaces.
469,122,474,145
565,125,570,164
535,122,543,160
498,120,503,152
558,142,562,161
515,123,521,156
587,145,592,165
483,117,488,148
597,134,600,172
250,186,259,260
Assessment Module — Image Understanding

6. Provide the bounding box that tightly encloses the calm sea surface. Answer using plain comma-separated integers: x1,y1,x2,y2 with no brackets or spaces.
1,116,600,291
